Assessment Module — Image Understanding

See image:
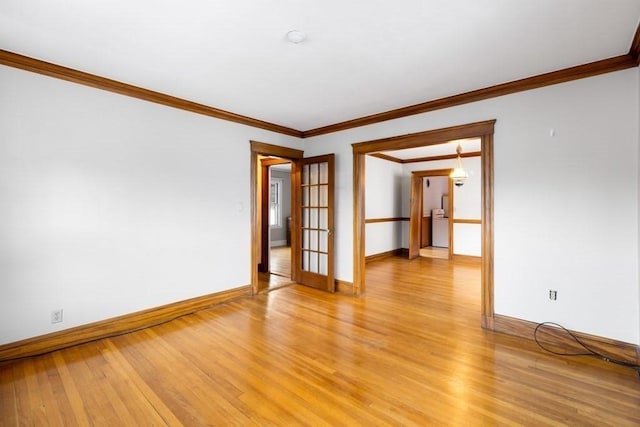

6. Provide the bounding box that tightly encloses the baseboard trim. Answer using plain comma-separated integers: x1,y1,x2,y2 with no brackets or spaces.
365,248,405,263
0,285,252,362
494,314,640,365
270,240,287,247
335,280,354,295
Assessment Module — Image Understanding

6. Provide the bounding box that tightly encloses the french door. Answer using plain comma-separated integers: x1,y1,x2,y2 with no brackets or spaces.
295,154,335,292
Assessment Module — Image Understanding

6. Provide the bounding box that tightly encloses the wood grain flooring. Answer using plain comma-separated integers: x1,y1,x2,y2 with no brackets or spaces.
2,256,639,425
269,246,291,278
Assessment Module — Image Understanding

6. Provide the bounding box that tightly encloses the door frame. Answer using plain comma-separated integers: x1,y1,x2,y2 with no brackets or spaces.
409,170,454,259
250,141,304,295
352,120,496,330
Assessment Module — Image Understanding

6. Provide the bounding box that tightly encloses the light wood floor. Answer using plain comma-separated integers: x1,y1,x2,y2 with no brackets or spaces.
419,246,449,259
270,246,291,278
2,256,640,425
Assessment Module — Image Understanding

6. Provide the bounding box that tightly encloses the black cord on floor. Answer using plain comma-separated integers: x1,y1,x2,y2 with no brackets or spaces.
534,322,640,378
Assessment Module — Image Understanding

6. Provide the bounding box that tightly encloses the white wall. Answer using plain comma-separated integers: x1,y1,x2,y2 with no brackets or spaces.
423,176,448,216
2,63,638,347
306,69,639,344
364,155,403,256
0,65,301,344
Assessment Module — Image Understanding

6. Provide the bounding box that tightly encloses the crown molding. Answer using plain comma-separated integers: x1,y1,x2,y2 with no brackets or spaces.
0,49,303,138
369,151,481,164
2,36,639,141
302,54,637,138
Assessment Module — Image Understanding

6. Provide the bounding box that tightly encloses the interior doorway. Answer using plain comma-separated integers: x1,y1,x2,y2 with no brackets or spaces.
409,169,453,260
259,158,293,289
352,120,496,330
250,141,336,295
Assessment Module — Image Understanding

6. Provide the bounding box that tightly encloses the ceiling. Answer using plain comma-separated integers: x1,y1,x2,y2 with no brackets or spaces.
378,138,481,161
1,1,639,132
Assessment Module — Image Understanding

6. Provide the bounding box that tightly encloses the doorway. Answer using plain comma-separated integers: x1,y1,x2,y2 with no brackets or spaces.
250,141,336,295
352,120,496,330
259,158,293,289
409,169,454,260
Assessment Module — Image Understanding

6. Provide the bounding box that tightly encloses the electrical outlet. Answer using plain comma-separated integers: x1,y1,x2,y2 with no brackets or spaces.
548,290,557,301
51,309,63,324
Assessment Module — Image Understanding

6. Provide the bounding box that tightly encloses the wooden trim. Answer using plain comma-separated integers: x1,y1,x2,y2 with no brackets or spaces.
365,248,405,263
411,169,451,177
353,120,496,154
260,158,291,167
481,132,495,330
3,48,636,140
369,153,404,163
409,172,423,259
353,152,366,296
335,280,354,294
258,162,270,273
453,219,482,224
353,120,495,325
371,151,482,164
494,314,640,366
364,217,409,224
250,141,304,295
629,22,640,64
306,55,636,137
0,285,251,362
250,141,304,158
0,50,302,138
402,151,481,164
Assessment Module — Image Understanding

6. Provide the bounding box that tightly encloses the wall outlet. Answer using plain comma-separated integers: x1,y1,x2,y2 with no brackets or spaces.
548,290,557,301
51,309,63,324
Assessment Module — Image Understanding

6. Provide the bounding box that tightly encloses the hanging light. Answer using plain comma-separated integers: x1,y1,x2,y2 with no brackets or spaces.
450,143,468,187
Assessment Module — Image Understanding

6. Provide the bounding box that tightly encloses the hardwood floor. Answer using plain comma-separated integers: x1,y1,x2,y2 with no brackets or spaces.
2,256,639,425
418,246,449,259
269,245,291,278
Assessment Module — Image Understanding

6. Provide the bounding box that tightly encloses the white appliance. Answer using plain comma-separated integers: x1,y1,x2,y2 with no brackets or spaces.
432,218,449,248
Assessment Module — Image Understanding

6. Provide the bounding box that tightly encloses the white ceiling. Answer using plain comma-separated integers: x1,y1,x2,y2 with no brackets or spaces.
1,1,639,131
379,138,481,160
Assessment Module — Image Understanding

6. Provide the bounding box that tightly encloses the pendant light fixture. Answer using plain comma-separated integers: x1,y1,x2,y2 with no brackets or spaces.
450,143,468,187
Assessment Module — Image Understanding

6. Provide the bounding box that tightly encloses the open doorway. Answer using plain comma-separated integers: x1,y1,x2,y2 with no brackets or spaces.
352,120,495,330
265,161,292,282
410,170,453,260
250,141,336,295
258,157,294,290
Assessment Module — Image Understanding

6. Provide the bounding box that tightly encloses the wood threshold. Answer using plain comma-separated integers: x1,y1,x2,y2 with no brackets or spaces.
494,314,640,366
305,55,637,137
0,285,252,363
0,49,302,138
365,217,409,224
